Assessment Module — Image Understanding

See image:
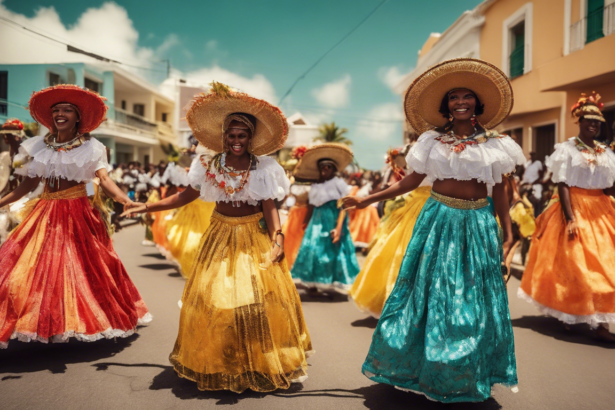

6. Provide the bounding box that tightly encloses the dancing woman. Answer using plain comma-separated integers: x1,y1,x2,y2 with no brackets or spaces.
0,85,151,348
125,83,313,393
519,93,615,342
290,143,360,293
342,59,523,402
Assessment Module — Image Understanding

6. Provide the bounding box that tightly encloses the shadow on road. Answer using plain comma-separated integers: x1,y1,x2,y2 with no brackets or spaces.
93,363,502,408
351,317,379,329
139,263,177,271
296,289,348,304
511,316,615,348
142,253,166,260
0,335,138,375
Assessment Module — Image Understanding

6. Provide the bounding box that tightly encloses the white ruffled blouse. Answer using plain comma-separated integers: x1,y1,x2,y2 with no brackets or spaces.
546,137,615,190
405,130,526,186
162,162,190,187
188,154,290,205
309,177,351,207
14,136,109,183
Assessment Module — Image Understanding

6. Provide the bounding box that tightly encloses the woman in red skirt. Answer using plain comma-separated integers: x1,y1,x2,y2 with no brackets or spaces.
0,85,151,348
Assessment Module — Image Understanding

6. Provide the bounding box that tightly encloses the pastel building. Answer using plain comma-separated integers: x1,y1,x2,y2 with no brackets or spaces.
396,0,615,161
0,62,178,165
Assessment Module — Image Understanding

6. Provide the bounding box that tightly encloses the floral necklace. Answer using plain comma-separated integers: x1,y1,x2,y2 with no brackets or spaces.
574,137,605,165
201,152,254,204
435,127,501,153
44,133,86,152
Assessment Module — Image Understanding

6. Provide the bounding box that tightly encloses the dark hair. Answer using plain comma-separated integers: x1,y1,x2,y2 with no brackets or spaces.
317,158,338,171
438,90,485,119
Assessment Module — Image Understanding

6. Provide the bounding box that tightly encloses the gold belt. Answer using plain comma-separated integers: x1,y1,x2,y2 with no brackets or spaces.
41,184,87,200
430,190,489,210
211,211,264,225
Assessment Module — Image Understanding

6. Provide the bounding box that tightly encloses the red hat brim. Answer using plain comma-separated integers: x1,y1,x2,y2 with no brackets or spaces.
28,85,108,134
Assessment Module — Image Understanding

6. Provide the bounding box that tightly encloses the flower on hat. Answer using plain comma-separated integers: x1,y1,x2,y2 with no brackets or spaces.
291,145,307,160
2,118,24,130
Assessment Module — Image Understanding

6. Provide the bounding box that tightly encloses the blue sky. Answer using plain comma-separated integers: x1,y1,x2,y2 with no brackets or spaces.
2,0,482,169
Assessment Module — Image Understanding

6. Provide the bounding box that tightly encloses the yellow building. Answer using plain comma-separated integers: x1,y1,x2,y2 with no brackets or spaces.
398,0,615,160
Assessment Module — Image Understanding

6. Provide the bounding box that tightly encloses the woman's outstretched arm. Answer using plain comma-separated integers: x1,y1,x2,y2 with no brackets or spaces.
341,172,426,210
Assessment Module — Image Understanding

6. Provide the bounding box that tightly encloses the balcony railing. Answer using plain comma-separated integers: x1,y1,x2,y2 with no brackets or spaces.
570,3,615,52
112,108,158,134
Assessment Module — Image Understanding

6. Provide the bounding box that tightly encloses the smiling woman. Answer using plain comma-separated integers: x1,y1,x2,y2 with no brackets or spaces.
0,84,151,349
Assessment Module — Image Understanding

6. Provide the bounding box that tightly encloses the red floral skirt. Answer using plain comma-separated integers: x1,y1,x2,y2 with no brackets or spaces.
0,185,151,348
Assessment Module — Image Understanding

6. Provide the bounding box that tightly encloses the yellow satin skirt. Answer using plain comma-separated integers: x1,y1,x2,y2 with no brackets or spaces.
350,186,431,318
165,199,215,277
282,205,308,269
170,211,314,393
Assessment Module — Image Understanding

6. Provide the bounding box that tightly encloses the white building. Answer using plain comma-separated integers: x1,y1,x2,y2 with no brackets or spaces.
285,112,319,148
160,77,209,148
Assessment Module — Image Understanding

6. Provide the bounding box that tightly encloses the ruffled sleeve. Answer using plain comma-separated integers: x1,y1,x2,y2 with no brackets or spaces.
188,155,207,191
405,131,440,176
162,162,190,186
247,156,290,201
546,138,615,189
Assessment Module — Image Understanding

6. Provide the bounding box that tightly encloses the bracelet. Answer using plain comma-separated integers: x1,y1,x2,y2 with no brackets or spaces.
145,203,149,211
273,229,284,240
273,241,282,248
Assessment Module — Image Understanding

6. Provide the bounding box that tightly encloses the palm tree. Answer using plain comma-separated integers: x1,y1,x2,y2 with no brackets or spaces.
313,122,352,145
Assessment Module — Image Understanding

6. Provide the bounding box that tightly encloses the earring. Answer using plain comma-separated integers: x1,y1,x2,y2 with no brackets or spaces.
471,114,477,127
448,113,454,122
248,139,253,153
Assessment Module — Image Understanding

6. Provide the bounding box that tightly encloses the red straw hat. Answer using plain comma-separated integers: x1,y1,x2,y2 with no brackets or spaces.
28,84,108,134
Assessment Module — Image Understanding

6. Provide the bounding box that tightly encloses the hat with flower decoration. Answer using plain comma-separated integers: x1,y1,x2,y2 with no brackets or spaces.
293,143,354,181
0,118,26,138
185,82,288,156
571,92,605,123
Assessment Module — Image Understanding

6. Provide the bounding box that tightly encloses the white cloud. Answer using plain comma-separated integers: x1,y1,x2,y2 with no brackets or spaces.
378,66,409,91
356,103,404,141
311,75,351,108
183,65,278,103
0,2,156,70
205,40,218,51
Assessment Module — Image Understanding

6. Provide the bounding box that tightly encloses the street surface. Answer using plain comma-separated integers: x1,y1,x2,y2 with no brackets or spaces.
1,225,614,410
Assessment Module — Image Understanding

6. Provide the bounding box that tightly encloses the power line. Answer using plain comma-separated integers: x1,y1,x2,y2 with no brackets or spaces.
0,16,168,74
278,0,388,105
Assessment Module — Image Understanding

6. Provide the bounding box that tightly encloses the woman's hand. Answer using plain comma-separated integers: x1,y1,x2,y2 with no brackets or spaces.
566,219,579,238
120,202,147,218
270,235,285,263
330,228,341,244
502,239,514,260
340,196,366,210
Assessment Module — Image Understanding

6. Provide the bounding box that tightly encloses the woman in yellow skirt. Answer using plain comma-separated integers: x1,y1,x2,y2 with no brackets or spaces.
350,147,431,317
126,82,313,392
519,93,615,342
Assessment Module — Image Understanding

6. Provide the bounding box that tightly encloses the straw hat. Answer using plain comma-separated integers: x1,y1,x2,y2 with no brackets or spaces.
185,82,288,156
404,58,513,135
571,92,605,123
293,143,354,181
28,84,108,134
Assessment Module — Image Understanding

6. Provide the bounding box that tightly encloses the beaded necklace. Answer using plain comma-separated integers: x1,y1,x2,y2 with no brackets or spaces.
574,137,606,165
201,152,255,206
435,127,501,153
44,133,86,152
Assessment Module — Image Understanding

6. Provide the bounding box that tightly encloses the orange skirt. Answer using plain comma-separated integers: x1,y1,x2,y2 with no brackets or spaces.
348,205,380,247
519,188,615,326
282,205,308,269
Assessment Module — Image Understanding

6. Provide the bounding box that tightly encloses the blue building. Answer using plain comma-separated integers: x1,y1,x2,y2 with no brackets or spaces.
0,62,177,165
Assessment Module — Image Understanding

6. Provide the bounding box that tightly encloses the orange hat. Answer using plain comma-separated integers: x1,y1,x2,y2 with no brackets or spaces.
0,118,26,137
570,92,605,123
28,84,108,133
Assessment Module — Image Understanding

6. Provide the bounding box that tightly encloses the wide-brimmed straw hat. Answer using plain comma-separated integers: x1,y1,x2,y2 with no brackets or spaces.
185,82,288,156
293,143,353,181
571,92,605,123
28,84,108,134
404,58,513,134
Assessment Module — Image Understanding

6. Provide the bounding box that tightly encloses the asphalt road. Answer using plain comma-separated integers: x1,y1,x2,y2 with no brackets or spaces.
1,225,614,410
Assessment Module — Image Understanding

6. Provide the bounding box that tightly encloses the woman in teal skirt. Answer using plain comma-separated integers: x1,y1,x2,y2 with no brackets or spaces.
291,143,360,293
342,58,524,402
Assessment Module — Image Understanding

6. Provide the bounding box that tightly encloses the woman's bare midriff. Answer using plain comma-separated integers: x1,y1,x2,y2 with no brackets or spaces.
215,201,262,217
44,178,83,193
432,179,488,201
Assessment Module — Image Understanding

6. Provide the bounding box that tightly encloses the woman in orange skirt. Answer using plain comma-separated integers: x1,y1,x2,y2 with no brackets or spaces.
347,177,380,248
0,85,151,348
282,184,310,268
519,92,615,342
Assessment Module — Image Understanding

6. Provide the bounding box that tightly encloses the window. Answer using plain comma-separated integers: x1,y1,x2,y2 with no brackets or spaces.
84,78,100,93
121,100,126,110
133,104,145,117
501,3,533,78
0,71,7,116
534,124,556,162
586,0,605,43
504,127,523,149
509,22,525,79
161,113,168,122
49,72,61,86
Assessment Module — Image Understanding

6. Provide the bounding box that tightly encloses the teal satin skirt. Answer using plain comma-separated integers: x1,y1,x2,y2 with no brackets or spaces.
291,200,360,293
362,196,517,403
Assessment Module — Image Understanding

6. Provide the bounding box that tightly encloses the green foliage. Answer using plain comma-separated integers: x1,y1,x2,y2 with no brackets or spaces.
313,122,352,145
